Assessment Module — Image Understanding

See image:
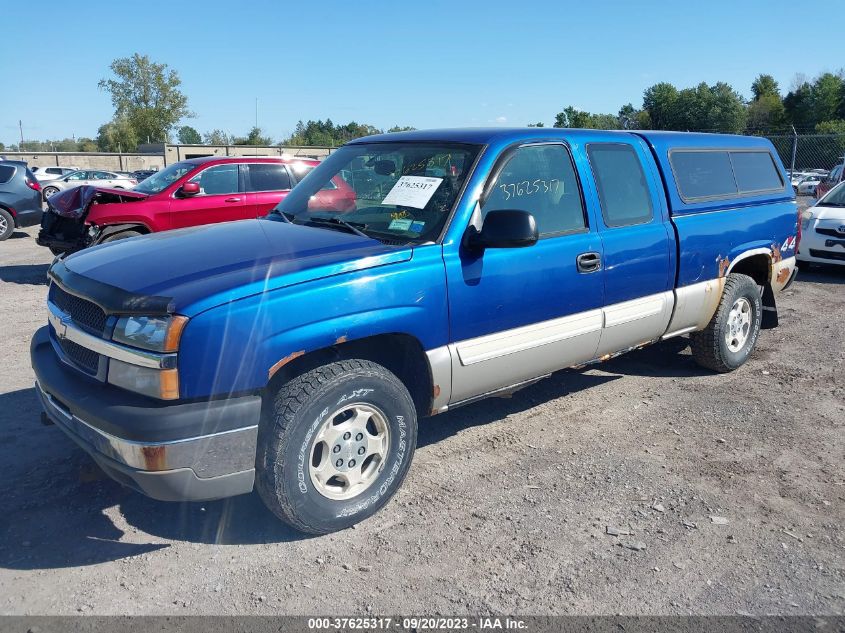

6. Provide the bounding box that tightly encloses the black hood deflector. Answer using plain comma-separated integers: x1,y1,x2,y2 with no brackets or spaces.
49,259,175,316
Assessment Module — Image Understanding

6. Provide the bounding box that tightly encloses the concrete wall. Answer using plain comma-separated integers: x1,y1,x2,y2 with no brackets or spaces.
0,152,165,171
2,144,336,170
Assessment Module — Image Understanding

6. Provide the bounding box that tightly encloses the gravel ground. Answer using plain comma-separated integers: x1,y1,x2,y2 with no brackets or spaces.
0,222,843,616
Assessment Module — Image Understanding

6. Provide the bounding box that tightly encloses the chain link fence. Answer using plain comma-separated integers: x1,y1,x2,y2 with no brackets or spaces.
766,133,845,172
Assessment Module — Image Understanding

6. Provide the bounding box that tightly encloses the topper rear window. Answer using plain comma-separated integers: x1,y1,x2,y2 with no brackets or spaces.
669,149,784,202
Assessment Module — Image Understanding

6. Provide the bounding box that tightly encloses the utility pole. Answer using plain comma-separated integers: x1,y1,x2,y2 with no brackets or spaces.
790,125,798,172
19,120,23,146
255,97,259,157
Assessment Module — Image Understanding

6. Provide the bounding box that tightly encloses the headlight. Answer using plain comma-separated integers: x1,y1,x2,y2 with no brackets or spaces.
800,210,814,231
112,315,188,352
108,359,179,400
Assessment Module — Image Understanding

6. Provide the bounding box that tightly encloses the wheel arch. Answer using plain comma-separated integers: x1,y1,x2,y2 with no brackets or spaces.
726,248,779,329
97,223,152,241
265,332,435,420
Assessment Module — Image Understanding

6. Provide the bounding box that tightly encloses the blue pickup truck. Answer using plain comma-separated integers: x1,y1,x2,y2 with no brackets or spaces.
31,128,798,534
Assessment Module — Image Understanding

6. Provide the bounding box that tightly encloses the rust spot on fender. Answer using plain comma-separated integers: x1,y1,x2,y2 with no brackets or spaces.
335,335,348,344
433,384,441,398
141,445,167,471
717,255,730,278
268,350,305,379
776,267,790,284
771,243,782,263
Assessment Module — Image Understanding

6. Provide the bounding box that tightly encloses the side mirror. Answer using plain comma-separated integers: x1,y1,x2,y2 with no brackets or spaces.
466,209,538,251
179,181,200,196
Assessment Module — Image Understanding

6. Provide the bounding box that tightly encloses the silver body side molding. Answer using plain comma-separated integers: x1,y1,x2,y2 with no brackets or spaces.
426,280,727,412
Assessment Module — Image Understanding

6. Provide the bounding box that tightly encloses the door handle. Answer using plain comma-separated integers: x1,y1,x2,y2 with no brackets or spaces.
224,197,241,203
576,251,602,273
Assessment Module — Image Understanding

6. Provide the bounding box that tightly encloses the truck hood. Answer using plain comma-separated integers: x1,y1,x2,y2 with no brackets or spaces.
47,185,148,219
54,218,412,316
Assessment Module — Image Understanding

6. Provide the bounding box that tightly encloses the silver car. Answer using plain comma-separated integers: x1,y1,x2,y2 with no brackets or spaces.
41,170,137,198
31,166,79,182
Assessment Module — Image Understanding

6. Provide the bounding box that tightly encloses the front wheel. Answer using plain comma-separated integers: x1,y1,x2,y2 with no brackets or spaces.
99,230,142,244
691,273,762,373
256,359,417,534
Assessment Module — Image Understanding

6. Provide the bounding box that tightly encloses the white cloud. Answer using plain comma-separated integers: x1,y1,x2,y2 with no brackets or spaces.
495,116,508,123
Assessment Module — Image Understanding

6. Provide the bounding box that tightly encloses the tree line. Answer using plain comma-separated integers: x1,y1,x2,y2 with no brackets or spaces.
542,72,845,136
3,54,844,154
1,54,415,153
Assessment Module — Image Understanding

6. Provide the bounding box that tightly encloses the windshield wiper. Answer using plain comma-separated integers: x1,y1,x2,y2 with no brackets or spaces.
269,209,295,222
304,216,371,239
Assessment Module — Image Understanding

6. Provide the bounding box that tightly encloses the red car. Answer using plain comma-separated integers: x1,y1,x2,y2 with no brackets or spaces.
37,156,356,254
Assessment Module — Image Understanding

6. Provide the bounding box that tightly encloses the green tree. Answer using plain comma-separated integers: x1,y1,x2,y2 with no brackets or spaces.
282,119,382,146
387,125,417,132
98,53,193,144
751,74,780,101
784,81,818,131
617,103,641,129
527,122,545,127
203,129,233,145
0,142,4,152
177,125,202,144
811,72,845,125
554,106,617,129
642,82,679,130
96,117,139,152
77,138,98,152
233,126,274,145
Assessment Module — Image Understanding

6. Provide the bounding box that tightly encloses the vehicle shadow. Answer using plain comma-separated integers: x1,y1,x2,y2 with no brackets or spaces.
0,337,710,569
0,264,50,285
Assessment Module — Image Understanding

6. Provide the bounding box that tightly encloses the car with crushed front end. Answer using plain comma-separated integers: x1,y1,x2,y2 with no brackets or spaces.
31,128,798,534
35,156,354,254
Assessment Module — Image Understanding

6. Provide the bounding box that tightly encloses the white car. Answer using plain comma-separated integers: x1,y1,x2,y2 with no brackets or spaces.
795,175,822,196
31,166,78,181
41,170,137,198
797,182,845,268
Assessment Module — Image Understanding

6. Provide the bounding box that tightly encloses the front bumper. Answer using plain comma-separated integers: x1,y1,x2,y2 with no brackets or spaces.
31,327,261,501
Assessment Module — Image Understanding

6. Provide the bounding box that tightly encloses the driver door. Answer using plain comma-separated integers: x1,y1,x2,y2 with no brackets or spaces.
443,143,605,404
169,163,248,229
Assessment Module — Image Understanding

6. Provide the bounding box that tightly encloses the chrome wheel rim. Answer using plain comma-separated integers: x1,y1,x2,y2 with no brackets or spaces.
725,297,752,352
44,188,57,197
309,403,390,501
0,214,7,234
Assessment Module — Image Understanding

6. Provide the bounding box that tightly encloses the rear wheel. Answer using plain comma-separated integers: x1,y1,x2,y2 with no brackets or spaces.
256,359,417,534
691,273,762,373
0,208,14,240
42,186,59,198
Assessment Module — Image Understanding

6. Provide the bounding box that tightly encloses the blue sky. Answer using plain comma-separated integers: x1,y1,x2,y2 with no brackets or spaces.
0,0,841,146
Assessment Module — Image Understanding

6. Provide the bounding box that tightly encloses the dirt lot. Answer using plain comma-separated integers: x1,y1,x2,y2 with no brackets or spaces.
0,223,843,616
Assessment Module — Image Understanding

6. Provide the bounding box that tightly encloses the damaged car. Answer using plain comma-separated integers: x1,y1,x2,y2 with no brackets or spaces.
36,156,354,254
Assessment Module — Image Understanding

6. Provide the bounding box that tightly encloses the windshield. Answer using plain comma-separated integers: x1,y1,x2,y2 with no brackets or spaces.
133,162,196,195
273,142,481,243
819,181,845,206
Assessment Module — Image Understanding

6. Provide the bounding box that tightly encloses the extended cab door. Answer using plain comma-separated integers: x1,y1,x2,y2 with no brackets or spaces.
583,140,675,357
444,142,605,404
243,163,293,216
169,163,248,229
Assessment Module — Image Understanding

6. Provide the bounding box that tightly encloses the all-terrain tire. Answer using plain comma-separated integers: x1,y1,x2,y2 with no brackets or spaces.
256,359,417,534
691,273,762,373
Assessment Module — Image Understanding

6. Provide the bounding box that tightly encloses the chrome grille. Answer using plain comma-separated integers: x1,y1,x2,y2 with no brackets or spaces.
49,284,107,334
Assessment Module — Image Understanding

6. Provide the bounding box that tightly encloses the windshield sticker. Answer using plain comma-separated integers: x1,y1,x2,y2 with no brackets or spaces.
388,218,413,231
381,176,443,209
410,220,425,233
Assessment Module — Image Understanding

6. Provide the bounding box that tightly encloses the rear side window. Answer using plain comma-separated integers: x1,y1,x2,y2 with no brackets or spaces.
671,151,737,200
246,163,291,191
0,165,15,183
587,143,654,227
670,149,784,201
730,152,783,192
